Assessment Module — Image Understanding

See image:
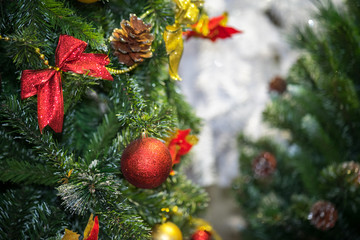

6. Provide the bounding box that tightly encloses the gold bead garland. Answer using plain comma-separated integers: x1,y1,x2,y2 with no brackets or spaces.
160,205,181,222
0,34,51,68
0,34,137,75
106,63,138,75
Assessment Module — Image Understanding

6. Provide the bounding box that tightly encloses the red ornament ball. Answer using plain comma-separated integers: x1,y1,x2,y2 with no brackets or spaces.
191,230,212,240
121,137,172,189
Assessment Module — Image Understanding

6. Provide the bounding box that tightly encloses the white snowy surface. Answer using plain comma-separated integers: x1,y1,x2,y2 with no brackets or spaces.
179,0,321,186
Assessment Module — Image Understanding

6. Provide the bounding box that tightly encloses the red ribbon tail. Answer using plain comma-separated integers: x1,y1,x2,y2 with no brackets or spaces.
37,72,64,133
21,69,54,99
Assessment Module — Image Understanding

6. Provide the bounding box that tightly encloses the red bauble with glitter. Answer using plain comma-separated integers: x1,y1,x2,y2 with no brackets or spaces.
191,230,212,240
120,137,172,189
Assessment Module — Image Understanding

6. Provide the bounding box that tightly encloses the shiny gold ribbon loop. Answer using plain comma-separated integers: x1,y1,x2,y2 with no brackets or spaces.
163,25,184,81
164,0,201,80
174,0,200,25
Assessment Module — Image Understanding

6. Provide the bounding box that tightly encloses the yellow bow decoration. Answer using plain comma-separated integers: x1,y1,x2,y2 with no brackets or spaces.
163,0,202,81
192,12,228,37
174,0,200,25
194,13,210,36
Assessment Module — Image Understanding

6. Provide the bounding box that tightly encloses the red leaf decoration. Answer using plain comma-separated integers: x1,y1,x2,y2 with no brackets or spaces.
184,12,242,41
166,129,198,165
84,216,99,240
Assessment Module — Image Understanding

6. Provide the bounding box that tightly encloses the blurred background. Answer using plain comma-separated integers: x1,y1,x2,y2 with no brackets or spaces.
179,0,316,238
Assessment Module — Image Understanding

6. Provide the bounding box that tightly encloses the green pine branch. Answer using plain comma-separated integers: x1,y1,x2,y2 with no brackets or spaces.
1,96,68,165
0,187,64,239
101,208,151,240
0,159,57,186
57,159,124,215
23,202,67,240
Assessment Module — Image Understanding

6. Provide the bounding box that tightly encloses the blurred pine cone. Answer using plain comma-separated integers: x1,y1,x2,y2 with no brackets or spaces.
252,152,277,178
308,201,338,231
110,14,154,66
269,75,287,94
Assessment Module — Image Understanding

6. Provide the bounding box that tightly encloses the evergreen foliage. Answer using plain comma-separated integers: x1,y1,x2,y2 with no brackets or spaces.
234,0,360,239
0,0,208,239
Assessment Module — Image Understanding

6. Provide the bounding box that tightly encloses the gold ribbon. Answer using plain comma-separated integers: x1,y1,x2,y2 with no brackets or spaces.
194,14,210,36
193,12,228,36
163,24,184,81
174,0,200,25
164,0,201,81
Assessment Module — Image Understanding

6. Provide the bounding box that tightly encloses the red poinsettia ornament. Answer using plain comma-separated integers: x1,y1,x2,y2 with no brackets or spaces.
183,12,242,41
62,214,99,240
166,129,198,167
21,35,113,133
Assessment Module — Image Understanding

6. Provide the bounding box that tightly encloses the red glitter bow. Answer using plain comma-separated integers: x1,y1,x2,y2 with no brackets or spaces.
21,35,113,133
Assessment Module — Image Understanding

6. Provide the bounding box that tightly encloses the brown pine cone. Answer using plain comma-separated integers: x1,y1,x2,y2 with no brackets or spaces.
110,14,154,66
252,152,277,178
269,75,287,94
308,201,338,231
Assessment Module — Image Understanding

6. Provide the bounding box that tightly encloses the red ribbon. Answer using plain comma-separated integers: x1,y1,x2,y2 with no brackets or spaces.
21,35,113,133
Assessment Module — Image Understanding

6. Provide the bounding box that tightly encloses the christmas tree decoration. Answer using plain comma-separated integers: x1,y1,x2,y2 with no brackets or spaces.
121,137,172,189
190,218,221,240
183,12,242,41
163,25,184,81
77,0,99,3
61,169,74,184
83,214,99,240
173,0,200,25
166,129,198,165
1,1,210,239
321,161,360,192
191,230,211,240
163,0,201,81
0,35,53,67
62,214,99,240
152,221,183,240
341,161,360,185
62,229,80,240
20,34,113,133
308,201,338,231
252,152,277,178
110,14,154,67
160,205,184,223
106,63,139,75
269,75,287,94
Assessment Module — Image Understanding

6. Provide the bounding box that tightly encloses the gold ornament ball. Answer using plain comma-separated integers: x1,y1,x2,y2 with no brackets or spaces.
77,0,99,3
152,222,183,240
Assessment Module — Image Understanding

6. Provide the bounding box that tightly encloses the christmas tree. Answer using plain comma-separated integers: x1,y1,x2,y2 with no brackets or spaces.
0,0,213,239
233,0,360,239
